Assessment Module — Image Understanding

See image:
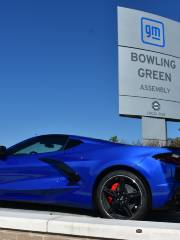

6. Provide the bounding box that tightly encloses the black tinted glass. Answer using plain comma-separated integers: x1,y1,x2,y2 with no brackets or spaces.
65,139,83,150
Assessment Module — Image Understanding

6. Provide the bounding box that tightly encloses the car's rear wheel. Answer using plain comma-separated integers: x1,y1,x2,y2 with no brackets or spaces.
95,170,150,220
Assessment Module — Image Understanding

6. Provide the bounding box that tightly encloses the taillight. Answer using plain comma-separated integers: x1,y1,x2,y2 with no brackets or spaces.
154,153,180,165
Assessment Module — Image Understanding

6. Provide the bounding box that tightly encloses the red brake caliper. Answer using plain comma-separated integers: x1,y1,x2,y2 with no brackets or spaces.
107,182,120,204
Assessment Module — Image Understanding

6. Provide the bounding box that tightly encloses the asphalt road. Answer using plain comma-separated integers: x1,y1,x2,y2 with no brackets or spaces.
147,210,180,223
0,201,179,223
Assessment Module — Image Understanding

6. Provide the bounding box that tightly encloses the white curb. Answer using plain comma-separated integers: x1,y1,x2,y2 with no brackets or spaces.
0,208,179,240
48,215,180,240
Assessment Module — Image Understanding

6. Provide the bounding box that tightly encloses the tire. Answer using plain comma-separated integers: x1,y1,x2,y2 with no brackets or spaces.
95,170,150,220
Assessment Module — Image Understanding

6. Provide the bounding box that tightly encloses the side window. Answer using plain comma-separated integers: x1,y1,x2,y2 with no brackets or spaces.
12,135,68,155
65,139,83,150
14,141,63,155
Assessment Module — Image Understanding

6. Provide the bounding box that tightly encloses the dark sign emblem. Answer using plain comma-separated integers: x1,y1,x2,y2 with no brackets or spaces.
152,101,161,111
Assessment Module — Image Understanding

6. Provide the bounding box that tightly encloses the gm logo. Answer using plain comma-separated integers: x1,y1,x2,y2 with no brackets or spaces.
152,101,161,111
141,17,165,47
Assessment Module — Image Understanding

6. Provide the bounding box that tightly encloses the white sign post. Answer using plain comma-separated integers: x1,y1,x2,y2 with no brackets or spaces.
117,7,180,144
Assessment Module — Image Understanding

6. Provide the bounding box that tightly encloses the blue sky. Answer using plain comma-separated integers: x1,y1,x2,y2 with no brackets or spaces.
0,0,180,146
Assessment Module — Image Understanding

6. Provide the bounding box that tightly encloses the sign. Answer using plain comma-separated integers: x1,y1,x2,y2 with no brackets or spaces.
118,7,180,120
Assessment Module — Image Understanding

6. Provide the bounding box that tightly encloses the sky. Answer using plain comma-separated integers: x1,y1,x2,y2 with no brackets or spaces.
0,0,180,147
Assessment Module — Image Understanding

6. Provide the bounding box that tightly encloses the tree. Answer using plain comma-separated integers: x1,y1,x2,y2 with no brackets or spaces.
168,138,180,148
109,136,119,143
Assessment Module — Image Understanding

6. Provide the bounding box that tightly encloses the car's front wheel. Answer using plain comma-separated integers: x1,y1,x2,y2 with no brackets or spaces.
95,170,150,220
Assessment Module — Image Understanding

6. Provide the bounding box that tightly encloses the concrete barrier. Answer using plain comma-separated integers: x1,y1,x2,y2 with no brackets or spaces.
0,208,179,240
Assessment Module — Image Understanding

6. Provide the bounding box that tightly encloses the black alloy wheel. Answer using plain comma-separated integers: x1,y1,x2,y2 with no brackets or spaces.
95,170,150,220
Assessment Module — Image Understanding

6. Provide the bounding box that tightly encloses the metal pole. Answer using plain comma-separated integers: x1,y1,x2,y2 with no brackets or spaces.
142,117,167,146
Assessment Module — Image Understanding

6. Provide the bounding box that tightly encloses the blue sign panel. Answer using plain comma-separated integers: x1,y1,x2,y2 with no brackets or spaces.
141,17,165,47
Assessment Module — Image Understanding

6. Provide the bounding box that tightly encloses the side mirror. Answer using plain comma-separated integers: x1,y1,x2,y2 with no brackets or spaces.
0,146,7,157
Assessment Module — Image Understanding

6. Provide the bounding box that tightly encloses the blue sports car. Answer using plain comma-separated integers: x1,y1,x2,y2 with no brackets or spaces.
0,134,179,220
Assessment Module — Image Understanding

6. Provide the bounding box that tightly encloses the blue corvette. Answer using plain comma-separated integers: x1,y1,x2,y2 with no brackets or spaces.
0,134,180,220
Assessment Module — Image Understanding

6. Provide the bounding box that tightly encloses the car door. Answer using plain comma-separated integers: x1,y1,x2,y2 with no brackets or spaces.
0,135,78,203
